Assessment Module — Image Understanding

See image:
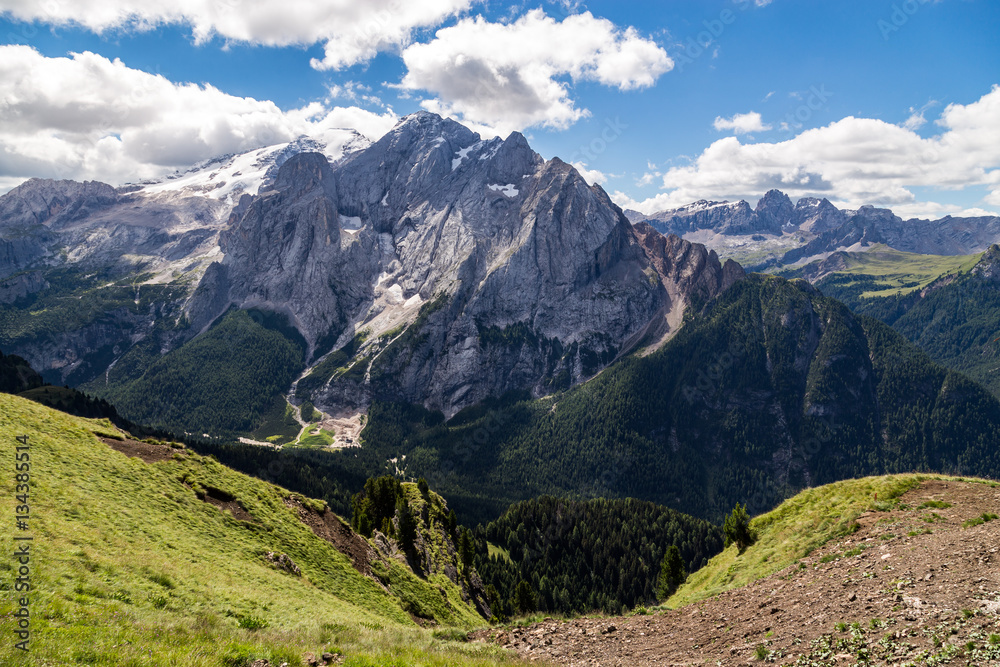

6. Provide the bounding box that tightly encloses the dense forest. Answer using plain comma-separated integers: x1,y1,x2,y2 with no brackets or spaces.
89,308,307,436
351,275,1000,524
0,348,42,393
474,496,723,617
817,249,1000,399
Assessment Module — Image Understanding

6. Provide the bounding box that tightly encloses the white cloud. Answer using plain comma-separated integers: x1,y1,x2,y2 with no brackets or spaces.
902,111,927,131
399,9,672,136
713,111,772,135
0,0,472,70
570,161,607,185
617,85,1000,218
0,45,398,188
636,171,660,187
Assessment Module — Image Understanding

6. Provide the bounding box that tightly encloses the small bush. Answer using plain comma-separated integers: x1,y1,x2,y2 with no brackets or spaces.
754,643,768,660
222,644,264,667
723,503,756,553
962,513,997,529
432,628,469,642
237,614,268,631
918,500,952,509
148,572,175,589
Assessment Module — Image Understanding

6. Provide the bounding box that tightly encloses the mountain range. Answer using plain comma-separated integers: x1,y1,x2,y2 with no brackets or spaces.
0,111,742,424
627,189,1000,270
2,111,1000,527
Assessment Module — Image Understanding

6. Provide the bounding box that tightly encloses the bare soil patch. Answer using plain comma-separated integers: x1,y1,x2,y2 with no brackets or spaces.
473,479,1000,665
100,436,177,464
285,497,374,576
201,486,256,523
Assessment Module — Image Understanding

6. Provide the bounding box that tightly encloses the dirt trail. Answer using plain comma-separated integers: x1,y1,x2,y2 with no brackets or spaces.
473,480,1000,665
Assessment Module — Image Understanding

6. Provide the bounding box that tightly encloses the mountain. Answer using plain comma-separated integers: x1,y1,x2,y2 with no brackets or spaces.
221,272,1000,526
629,191,1000,270
0,392,510,666
0,131,366,387
810,244,1000,398
0,111,742,434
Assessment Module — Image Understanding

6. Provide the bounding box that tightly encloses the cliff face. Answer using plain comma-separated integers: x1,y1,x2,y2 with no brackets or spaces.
0,112,747,419
182,112,745,416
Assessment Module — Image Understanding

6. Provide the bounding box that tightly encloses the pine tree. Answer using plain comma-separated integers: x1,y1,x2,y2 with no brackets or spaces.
514,580,536,614
397,498,417,554
657,545,687,599
723,502,756,553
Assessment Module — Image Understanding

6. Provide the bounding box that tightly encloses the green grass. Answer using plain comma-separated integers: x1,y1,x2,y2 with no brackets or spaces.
962,512,998,529
667,475,925,608
486,542,513,564
296,428,335,448
918,500,952,509
796,246,983,299
0,394,517,666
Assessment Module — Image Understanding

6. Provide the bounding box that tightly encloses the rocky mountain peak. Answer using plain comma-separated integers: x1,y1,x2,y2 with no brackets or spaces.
0,178,118,230
971,243,1000,281
272,151,337,197
755,189,794,234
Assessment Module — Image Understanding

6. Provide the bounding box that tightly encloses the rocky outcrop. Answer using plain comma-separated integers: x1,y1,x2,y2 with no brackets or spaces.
0,271,48,305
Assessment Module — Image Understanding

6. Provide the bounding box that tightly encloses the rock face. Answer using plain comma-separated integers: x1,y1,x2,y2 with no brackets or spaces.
190,112,745,416
0,111,745,418
632,200,759,236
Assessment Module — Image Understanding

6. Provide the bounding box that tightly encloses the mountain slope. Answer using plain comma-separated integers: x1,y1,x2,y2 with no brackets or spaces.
0,394,514,666
815,244,1000,399
352,274,1000,524
475,475,1000,665
1,112,743,431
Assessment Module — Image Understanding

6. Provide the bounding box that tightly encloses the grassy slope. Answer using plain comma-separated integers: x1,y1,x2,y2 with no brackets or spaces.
666,473,997,608
787,246,982,299
0,394,517,667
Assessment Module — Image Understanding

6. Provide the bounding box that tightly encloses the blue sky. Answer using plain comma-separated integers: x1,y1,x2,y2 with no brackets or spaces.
0,0,998,217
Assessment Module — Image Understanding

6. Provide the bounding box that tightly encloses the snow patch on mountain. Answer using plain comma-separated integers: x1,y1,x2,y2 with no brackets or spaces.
135,129,368,205
488,183,519,197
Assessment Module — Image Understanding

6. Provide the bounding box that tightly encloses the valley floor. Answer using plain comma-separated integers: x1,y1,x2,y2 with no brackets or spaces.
474,480,1000,665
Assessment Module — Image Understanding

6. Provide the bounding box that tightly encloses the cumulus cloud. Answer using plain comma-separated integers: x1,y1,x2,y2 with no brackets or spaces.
0,45,398,188
399,9,672,135
615,85,1000,218
570,161,608,186
0,0,472,70
713,111,771,135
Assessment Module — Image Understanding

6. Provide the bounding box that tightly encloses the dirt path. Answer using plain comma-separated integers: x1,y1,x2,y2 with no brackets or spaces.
473,480,1000,665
